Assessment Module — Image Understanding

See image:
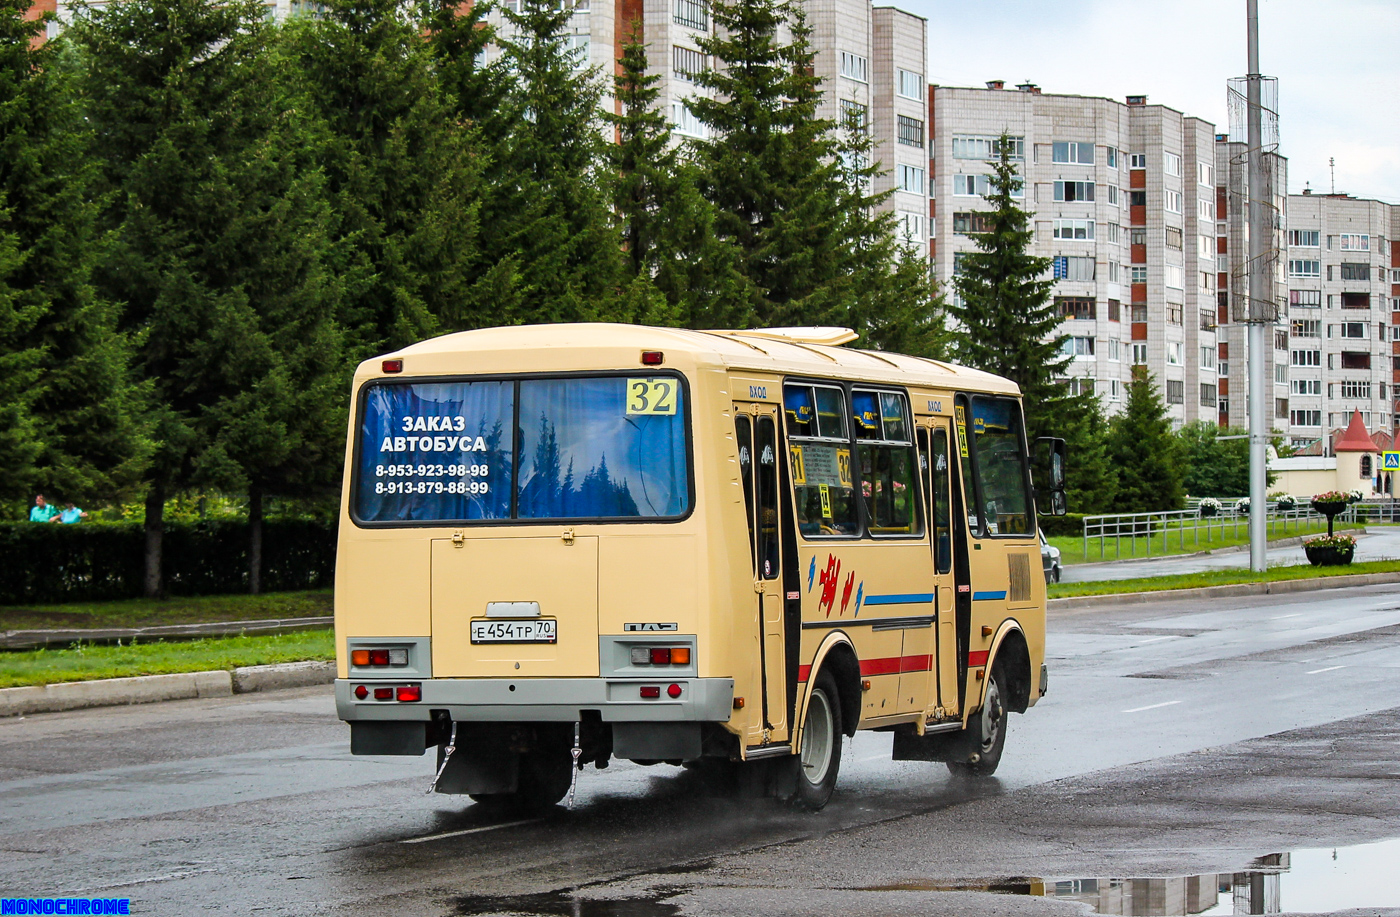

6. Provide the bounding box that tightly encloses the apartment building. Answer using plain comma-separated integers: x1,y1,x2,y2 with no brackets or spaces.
1275,190,1399,444
928,84,1218,424
478,0,929,246
1212,138,1289,435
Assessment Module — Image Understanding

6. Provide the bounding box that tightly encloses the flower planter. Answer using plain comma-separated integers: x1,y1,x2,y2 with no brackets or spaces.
1304,543,1354,566
1311,501,1347,516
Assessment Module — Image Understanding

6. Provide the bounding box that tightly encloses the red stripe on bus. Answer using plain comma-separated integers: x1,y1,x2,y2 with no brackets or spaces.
797,664,812,683
859,655,932,677
968,650,989,667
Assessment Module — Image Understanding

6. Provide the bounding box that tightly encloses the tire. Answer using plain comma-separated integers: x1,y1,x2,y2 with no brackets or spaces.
511,748,573,814
1051,564,1061,583
793,670,843,810
946,662,1008,778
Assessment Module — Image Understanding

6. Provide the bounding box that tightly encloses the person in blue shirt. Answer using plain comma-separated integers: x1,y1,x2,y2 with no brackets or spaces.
59,502,89,524
29,494,60,523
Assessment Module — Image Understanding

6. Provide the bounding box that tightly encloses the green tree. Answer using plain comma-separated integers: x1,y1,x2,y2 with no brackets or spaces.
948,135,1067,435
0,1,149,507
1108,372,1185,512
1178,421,1270,498
73,0,340,594
1058,392,1118,514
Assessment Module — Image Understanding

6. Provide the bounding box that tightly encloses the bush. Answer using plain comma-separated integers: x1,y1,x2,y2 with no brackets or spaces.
0,520,336,605
1038,513,1086,538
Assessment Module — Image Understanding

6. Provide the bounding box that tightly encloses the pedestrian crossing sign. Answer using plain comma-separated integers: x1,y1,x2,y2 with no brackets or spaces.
1385,451,1400,470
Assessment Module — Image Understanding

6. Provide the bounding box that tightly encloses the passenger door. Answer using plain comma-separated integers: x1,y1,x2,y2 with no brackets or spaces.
735,406,789,742
917,421,961,718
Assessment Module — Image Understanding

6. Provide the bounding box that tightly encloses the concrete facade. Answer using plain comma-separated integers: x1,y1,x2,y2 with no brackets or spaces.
928,85,1218,424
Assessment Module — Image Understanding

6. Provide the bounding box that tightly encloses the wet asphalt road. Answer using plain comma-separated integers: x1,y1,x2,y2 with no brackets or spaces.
3,583,1400,916
1061,525,1400,582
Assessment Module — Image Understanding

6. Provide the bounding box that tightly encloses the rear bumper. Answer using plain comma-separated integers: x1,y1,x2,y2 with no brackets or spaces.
335,677,735,723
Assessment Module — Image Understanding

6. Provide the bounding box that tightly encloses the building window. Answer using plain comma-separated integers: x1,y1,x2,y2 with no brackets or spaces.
1064,378,1095,397
1053,219,1095,240
1165,226,1183,250
1198,162,1213,186
1291,349,1320,367
1165,342,1182,365
1341,291,1369,309
1106,147,1118,169
1129,190,1147,207
898,211,924,243
1339,233,1370,251
1164,263,1185,289
1061,336,1096,357
1274,329,1289,350
1340,321,1367,339
896,164,925,194
1108,300,1121,322
1288,260,1320,277
672,45,705,82
1198,199,1214,220
951,135,1025,160
953,212,993,234
563,33,589,67
1163,152,1181,176
1056,296,1097,319
897,68,923,101
840,51,868,83
1104,223,1121,244
1339,262,1370,281
1129,153,1147,169
1131,343,1148,364
1340,351,1371,370
673,0,707,29
1164,190,1182,213
1200,346,1216,369
1106,185,1119,206
1107,338,1121,360
1053,181,1096,203
897,114,923,149
1291,319,1320,337
1053,258,1096,282
1052,141,1095,164
839,98,868,133
671,101,706,138
1291,409,1321,426
1130,227,1147,246
1275,364,1287,384
1166,380,1185,403
1290,289,1321,307
1201,383,1217,407
1289,229,1319,247
1132,304,1148,322
1340,380,1372,399
1129,266,1147,285
953,174,989,196
1291,379,1320,395
1275,397,1290,419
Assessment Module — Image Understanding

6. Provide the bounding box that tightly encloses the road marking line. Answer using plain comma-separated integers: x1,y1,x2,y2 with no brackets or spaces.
1271,613,1303,620
1306,665,1346,675
1136,636,1178,643
400,818,542,844
1121,701,1181,714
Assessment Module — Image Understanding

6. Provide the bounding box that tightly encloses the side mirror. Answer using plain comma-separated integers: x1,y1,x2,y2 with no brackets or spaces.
1034,437,1068,516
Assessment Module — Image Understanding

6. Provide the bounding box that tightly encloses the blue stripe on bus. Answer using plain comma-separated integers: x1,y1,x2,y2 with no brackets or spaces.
862,593,935,606
972,590,1008,601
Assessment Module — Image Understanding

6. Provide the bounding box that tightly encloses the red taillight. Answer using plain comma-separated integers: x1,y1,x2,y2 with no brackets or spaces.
373,687,393,700
396,685,421,702
667,683,682,699
639,686,661,699
369,649,390,666
640,351,664,365
382,359,403,373
650,647,671,665
354,685,368,700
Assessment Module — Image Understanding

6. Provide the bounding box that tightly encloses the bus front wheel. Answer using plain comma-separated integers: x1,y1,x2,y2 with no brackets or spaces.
793,670,843,810
946,663,1008,778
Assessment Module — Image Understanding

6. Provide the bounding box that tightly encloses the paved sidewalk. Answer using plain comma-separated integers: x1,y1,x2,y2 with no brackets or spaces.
1062,526,1400,583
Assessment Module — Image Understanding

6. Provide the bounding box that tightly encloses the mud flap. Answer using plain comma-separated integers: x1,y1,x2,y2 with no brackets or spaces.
350,722,429,756
434,744,520,795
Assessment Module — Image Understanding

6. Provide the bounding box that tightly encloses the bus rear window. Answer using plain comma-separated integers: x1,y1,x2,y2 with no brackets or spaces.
354,375,690,524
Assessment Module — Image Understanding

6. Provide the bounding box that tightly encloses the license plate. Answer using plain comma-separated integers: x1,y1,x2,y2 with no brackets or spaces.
470,619,557,644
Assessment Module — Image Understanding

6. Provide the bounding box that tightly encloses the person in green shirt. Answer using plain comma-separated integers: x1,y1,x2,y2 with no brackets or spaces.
29,494,60,523
59,502,89,524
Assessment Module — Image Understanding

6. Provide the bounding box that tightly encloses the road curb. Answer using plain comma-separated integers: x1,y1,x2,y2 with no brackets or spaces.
0,660,335,718
1050,570,1400,612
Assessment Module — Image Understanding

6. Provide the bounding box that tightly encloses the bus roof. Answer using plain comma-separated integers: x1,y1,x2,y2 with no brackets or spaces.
375,323,1022,396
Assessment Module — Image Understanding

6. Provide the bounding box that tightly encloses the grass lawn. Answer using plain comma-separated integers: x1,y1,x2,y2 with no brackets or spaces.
1051,520,1362,566
0,629,335,688
1048,559,1400,600
0,589,332,631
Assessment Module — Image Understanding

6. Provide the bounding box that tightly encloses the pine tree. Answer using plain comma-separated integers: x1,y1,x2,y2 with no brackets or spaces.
1057,392,1118,513
948,134,1068,435
0,0,149,506
1108,371,1184,512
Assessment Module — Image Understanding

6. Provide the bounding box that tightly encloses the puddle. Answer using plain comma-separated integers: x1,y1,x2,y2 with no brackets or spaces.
456,888,683,917
1045,837,1400,915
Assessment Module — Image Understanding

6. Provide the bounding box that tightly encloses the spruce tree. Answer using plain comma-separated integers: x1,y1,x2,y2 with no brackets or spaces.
948,134,1068,434
1108,371,1184,512
0,1,149,506
1057,392,1118,513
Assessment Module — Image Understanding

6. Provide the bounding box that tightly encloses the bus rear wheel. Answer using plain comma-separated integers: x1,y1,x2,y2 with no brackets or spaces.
946,663,1007,778
793,670,843,810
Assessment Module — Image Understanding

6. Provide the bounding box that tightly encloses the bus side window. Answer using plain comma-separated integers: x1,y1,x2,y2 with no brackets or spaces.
931,428,952,572
756,416,780,579
736,416,756,573
970,396,1033,536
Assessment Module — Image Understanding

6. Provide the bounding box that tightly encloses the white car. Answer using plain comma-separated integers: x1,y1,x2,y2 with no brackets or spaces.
1040,530,1062,584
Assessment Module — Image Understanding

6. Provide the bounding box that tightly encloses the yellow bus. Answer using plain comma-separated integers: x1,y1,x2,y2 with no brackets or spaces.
334,324,1065,811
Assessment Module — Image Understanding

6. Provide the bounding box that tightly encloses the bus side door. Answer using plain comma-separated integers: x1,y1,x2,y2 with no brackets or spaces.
917,421,961,717
735,405,789,742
